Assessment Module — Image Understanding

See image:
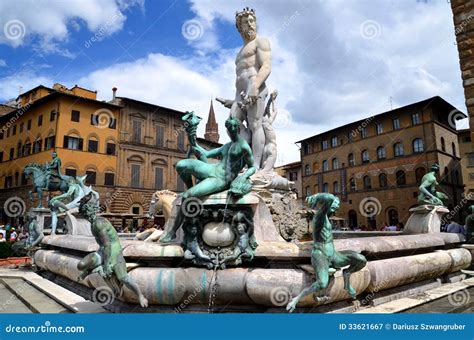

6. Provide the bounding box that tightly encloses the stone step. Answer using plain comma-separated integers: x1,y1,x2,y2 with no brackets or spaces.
1,278,71,313
0,282,32,313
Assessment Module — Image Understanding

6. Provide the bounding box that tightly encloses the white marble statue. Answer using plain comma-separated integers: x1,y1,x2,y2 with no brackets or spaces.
217,7,272,170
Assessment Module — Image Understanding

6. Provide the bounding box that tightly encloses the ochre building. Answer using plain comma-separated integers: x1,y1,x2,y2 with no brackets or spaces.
297,97,466,230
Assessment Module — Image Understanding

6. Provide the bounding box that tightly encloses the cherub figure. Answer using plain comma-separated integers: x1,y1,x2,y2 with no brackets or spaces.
76,192,148,308
182,217,215,268
222,211,257,266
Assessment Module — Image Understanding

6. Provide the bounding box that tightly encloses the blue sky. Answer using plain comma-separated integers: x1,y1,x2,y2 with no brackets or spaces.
0,0,469,165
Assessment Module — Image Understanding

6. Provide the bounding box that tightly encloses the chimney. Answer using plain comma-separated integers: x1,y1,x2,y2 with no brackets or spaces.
112,87,117,100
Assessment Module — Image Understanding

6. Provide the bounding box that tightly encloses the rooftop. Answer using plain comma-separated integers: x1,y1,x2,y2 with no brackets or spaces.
296,96,466,143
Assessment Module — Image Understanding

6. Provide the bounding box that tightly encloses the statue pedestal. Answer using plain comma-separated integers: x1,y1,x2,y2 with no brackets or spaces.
30,208,51,233
63,210,92,236
404,205,449,234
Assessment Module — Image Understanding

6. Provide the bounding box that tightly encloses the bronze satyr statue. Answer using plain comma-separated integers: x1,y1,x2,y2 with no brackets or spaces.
77,192,148,308
286,193,366,312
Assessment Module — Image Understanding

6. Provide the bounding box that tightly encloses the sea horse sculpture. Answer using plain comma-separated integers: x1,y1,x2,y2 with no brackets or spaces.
286,193,367,312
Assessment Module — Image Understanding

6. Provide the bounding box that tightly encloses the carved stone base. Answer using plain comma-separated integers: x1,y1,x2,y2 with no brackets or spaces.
29,208,51,234
404,205,449,234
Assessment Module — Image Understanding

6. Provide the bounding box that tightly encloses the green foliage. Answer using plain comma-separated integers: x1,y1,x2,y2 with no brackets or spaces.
0,242,22,259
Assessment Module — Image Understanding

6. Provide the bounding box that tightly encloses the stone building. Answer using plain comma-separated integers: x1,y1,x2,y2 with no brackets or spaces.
0,84,220,227
451,0,474,142
104,92,220,219
0,83,121,224
297,96,466,230
274,161,302,203
458,129,474,203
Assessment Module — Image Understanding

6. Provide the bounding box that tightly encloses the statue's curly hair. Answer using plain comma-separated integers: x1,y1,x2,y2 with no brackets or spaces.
235,7,256,33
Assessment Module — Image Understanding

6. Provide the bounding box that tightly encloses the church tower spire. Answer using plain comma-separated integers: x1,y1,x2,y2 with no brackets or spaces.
204,99,219,143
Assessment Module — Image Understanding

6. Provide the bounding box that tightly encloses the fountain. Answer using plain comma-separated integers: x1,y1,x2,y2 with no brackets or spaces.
28,7,471,313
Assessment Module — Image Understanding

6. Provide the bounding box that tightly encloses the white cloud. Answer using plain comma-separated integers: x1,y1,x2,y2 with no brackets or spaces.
0,0,467,166
0,59,6,67
0,0,140,54
184,0,467,163
0,71,52,101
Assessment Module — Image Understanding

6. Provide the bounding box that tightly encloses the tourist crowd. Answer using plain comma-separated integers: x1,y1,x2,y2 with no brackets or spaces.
0,223,28,243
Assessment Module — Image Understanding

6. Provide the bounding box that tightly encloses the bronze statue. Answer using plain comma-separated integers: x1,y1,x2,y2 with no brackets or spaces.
221,211,257,267
286,193,366,312
182,217,215,268
24,153,71,208
159,116,256,243
77,192,148,307
418,164,447,206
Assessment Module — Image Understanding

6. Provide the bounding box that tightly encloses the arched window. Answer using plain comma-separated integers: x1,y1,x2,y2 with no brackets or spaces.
388,209,399,226
415,167,426,184
348,153,355,166
322,160,328,172
348,210,358,229
396,170,406,186
363,175,371,189
441,137,446,152
305,186,311,197
379,173,388,188
413,138,424,153
332,158,339,170
452,142,456,157
333,181,339,193
394,142,404,157
304,164,310,176
362,150,370,163
17,141,22,158
33,138,42,154
323,183,329,193
349,178,357,191
377,146,386,160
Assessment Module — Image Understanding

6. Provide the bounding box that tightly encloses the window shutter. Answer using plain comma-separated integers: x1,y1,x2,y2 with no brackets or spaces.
78,138,84,150
155,168,163,189
63,136,68,148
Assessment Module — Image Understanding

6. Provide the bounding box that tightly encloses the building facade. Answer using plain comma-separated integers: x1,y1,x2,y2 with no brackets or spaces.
458,129,474,202
451,0,474,143
275,161,302,203
298,97,466,229
0,84,121,224
0,84,221,227
102,93,221,220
